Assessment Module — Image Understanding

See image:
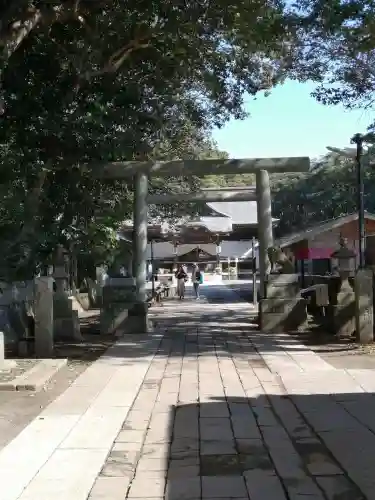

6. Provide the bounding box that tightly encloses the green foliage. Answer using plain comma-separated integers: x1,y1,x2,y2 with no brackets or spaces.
289,0,375,111
196,149,375,239
0,0,300,279
3,0,375,279
271,151,375,236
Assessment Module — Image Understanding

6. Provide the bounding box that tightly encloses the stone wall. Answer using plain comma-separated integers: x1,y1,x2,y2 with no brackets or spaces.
0,277,81,356
0,281,35,350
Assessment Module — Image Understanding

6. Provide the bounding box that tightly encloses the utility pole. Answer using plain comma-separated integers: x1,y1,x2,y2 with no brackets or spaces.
351,133,365,269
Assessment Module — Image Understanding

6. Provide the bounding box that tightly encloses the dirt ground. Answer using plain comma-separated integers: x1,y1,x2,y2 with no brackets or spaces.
0,311,117,450
290,325,375,369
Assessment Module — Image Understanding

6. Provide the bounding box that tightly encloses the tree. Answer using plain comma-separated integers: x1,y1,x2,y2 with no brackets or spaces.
0,0,301,279
287,0,375,111
271,149,375,236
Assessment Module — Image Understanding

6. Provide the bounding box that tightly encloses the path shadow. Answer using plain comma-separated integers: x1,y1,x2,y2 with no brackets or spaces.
96,308,331,363
164,393,372,499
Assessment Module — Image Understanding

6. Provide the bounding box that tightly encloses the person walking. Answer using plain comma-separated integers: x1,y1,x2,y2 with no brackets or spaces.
192,263,203,299
175,264,187,300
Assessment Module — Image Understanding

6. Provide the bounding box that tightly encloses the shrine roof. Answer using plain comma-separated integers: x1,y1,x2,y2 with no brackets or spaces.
207,201,279,225
277,211,375,249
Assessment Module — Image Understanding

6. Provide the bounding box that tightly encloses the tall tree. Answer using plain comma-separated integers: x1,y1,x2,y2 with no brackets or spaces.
0,0,302,279
271,149,375,236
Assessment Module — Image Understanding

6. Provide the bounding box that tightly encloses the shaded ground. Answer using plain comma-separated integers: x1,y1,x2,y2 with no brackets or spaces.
91,296,370,500
290,329,375,370
220,279,375,370
2,286,375,499
54,310,115,361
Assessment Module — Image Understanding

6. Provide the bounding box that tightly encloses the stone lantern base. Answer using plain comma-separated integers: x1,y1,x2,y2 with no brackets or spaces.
259,274,307,333
325,276,356,338
354,269,374,344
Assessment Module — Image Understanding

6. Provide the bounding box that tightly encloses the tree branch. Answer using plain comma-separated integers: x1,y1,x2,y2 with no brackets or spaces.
1,3,86,70
77,38,151,85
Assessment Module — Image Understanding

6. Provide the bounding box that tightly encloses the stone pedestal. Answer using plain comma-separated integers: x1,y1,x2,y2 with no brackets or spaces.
34,277,54,358
127,302,151,334
259,298,307,333
53,293,82,341
266,274,300,299
355,269,374,344
101,278,136,334
0,306,18,349
54,266,68,293
326,276,355,337
259,274,307,333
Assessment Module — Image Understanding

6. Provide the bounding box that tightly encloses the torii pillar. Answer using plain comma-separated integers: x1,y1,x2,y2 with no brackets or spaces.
256,170,273,298
96,157,310,332
131,172,149,331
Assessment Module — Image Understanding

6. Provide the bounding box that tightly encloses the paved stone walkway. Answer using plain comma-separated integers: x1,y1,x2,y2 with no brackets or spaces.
1,285,375,499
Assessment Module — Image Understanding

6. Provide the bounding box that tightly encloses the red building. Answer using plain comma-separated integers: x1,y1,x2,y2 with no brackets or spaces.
277,212,375,273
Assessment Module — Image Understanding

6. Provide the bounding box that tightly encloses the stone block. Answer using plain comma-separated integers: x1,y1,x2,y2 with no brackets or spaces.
7,303,30,340
0,306,19,347
267,273,300,285
259,298,307,333
54,310,82,341
355,269,374,344
266,274,300,300
201,475,247,498
100,305,129,335
125,311,152,334
53,292,74,317
101,279,140,334
244,470,287,500
14,358,67,391
89,476,131,499
102,280,136,306
166,476,201,499
17,339,31,357
327,302,355,337
34,277,54,358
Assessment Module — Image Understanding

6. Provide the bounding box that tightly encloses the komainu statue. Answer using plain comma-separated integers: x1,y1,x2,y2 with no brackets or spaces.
267,246,295,274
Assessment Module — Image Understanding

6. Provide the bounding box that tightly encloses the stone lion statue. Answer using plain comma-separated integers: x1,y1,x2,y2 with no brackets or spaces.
267,246,295,274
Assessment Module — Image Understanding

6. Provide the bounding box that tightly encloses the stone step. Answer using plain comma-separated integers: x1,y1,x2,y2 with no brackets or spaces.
11,358,67,391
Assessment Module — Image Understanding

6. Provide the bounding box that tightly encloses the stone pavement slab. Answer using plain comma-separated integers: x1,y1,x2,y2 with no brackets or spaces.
0,358,67,391
0,334,161,500
2,285,375,499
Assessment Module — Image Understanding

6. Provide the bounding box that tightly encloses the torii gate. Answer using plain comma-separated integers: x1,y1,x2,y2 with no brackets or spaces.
97,157,310,330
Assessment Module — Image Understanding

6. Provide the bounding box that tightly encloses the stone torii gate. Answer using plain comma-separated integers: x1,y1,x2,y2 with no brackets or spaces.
97,157,310,331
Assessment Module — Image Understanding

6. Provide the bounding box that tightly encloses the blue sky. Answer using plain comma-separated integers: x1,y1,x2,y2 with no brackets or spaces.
212,80,374,160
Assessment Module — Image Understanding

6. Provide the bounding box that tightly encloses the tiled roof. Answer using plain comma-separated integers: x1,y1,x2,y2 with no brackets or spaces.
276,211,375,248
186,217,232,233
207,201,279,225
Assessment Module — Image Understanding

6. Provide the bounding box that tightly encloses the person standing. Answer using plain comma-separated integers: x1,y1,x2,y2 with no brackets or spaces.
192,263,203,299
175,264,187,300
147,262,153,281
